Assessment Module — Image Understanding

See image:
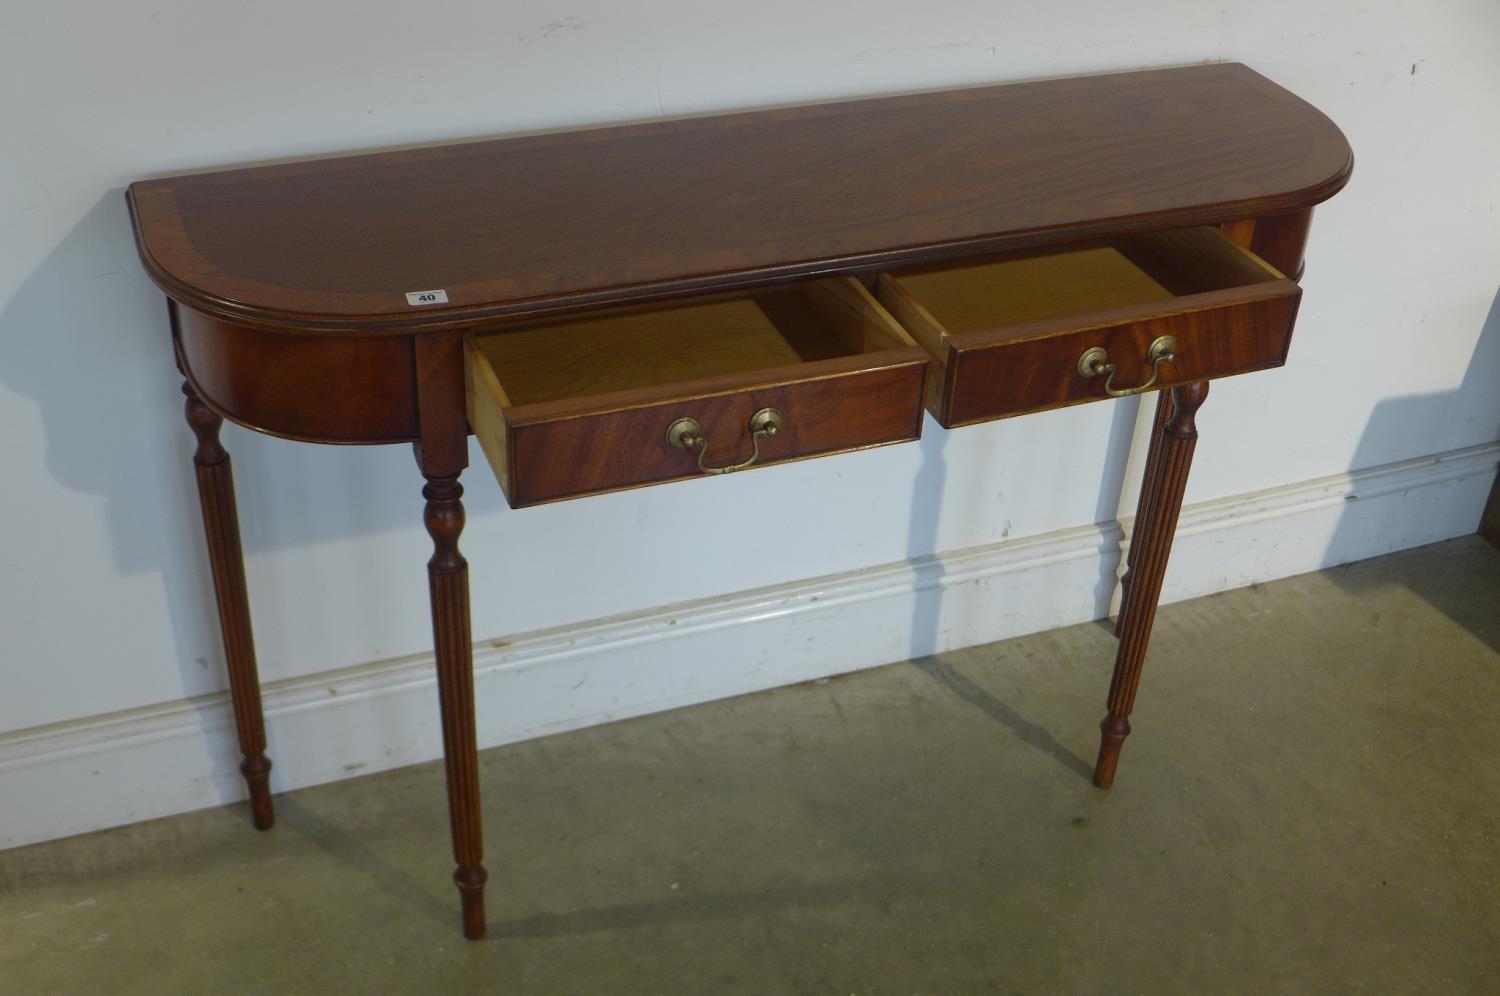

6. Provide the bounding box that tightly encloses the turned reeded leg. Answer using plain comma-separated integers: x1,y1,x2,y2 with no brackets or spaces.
424,474,488,939
1116,391,1174,635
182,382,274,829
1094,381,1209,789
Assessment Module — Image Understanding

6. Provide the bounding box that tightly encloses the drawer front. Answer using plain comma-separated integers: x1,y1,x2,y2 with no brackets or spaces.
505,360,925,506
467,276,928,507
943,284,1300,426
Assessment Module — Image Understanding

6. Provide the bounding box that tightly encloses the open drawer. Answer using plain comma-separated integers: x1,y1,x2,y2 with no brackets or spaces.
465,278,928,507
876,227,1302,427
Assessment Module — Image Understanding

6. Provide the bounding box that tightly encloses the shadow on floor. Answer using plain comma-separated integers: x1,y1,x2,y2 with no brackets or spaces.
1327,284,1500,653
486,878,887,942
274,796,455,928
914,656,1093,782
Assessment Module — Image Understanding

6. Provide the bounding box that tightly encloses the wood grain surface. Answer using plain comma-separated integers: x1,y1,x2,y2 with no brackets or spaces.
128,63,1351,333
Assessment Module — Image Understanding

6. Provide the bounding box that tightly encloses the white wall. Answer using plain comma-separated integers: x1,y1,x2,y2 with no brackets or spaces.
2,1,1498,845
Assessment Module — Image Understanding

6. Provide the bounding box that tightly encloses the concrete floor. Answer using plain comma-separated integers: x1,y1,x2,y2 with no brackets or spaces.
3,537,1499,993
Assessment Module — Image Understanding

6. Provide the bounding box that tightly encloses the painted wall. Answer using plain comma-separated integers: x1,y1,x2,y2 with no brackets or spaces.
2,1,1498,844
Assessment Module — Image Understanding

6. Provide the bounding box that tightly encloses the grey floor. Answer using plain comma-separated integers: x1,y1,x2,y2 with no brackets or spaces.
4,537,1499,994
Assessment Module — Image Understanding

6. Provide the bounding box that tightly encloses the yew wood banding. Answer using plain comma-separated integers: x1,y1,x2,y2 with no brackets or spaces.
128,64,1350,332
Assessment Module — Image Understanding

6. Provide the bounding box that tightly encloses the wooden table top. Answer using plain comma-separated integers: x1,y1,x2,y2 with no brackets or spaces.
128,62,1351,334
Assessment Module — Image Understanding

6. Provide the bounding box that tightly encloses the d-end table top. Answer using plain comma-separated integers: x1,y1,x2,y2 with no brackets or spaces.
127,62,1352,334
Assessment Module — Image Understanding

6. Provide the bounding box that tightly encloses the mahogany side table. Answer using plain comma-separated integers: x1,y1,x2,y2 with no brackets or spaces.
127,63,1351,938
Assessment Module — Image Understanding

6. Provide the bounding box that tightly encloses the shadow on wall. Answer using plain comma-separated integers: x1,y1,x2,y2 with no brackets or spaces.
902,391,1140,785
1,192,191,576
0,191,507,730
0,190,510,572
0,193,217,684
903,389,1146,665
1326,284,1500,653
0,191,229,786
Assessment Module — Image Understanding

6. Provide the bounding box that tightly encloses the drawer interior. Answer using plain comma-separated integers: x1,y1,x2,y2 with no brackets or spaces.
876,226,1298,427
882,226,1285,346
466,276,927,506
472,278,916,407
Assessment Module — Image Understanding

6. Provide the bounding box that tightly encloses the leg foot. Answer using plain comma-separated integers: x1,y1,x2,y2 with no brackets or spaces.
456,865,489,940
240,755,275,831
1092,714,1131,789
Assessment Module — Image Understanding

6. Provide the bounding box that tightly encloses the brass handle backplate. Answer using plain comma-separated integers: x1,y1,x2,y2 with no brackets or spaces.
1077,335,1178,397
666,407,783,475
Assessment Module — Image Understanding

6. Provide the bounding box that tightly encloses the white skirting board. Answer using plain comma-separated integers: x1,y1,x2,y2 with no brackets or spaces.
2,442,1495,850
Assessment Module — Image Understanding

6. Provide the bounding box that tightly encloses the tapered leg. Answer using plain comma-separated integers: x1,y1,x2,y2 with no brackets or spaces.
1094,381,1209,789
423,473,488,939
182,382,274,829
1116,391,1174,635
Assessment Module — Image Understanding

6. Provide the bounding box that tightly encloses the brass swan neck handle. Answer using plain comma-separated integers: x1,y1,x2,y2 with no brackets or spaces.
1077,335,1178,398
666,408,783,475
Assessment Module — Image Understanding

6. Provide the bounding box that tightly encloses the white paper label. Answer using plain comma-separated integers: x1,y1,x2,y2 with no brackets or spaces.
405,289,449,306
